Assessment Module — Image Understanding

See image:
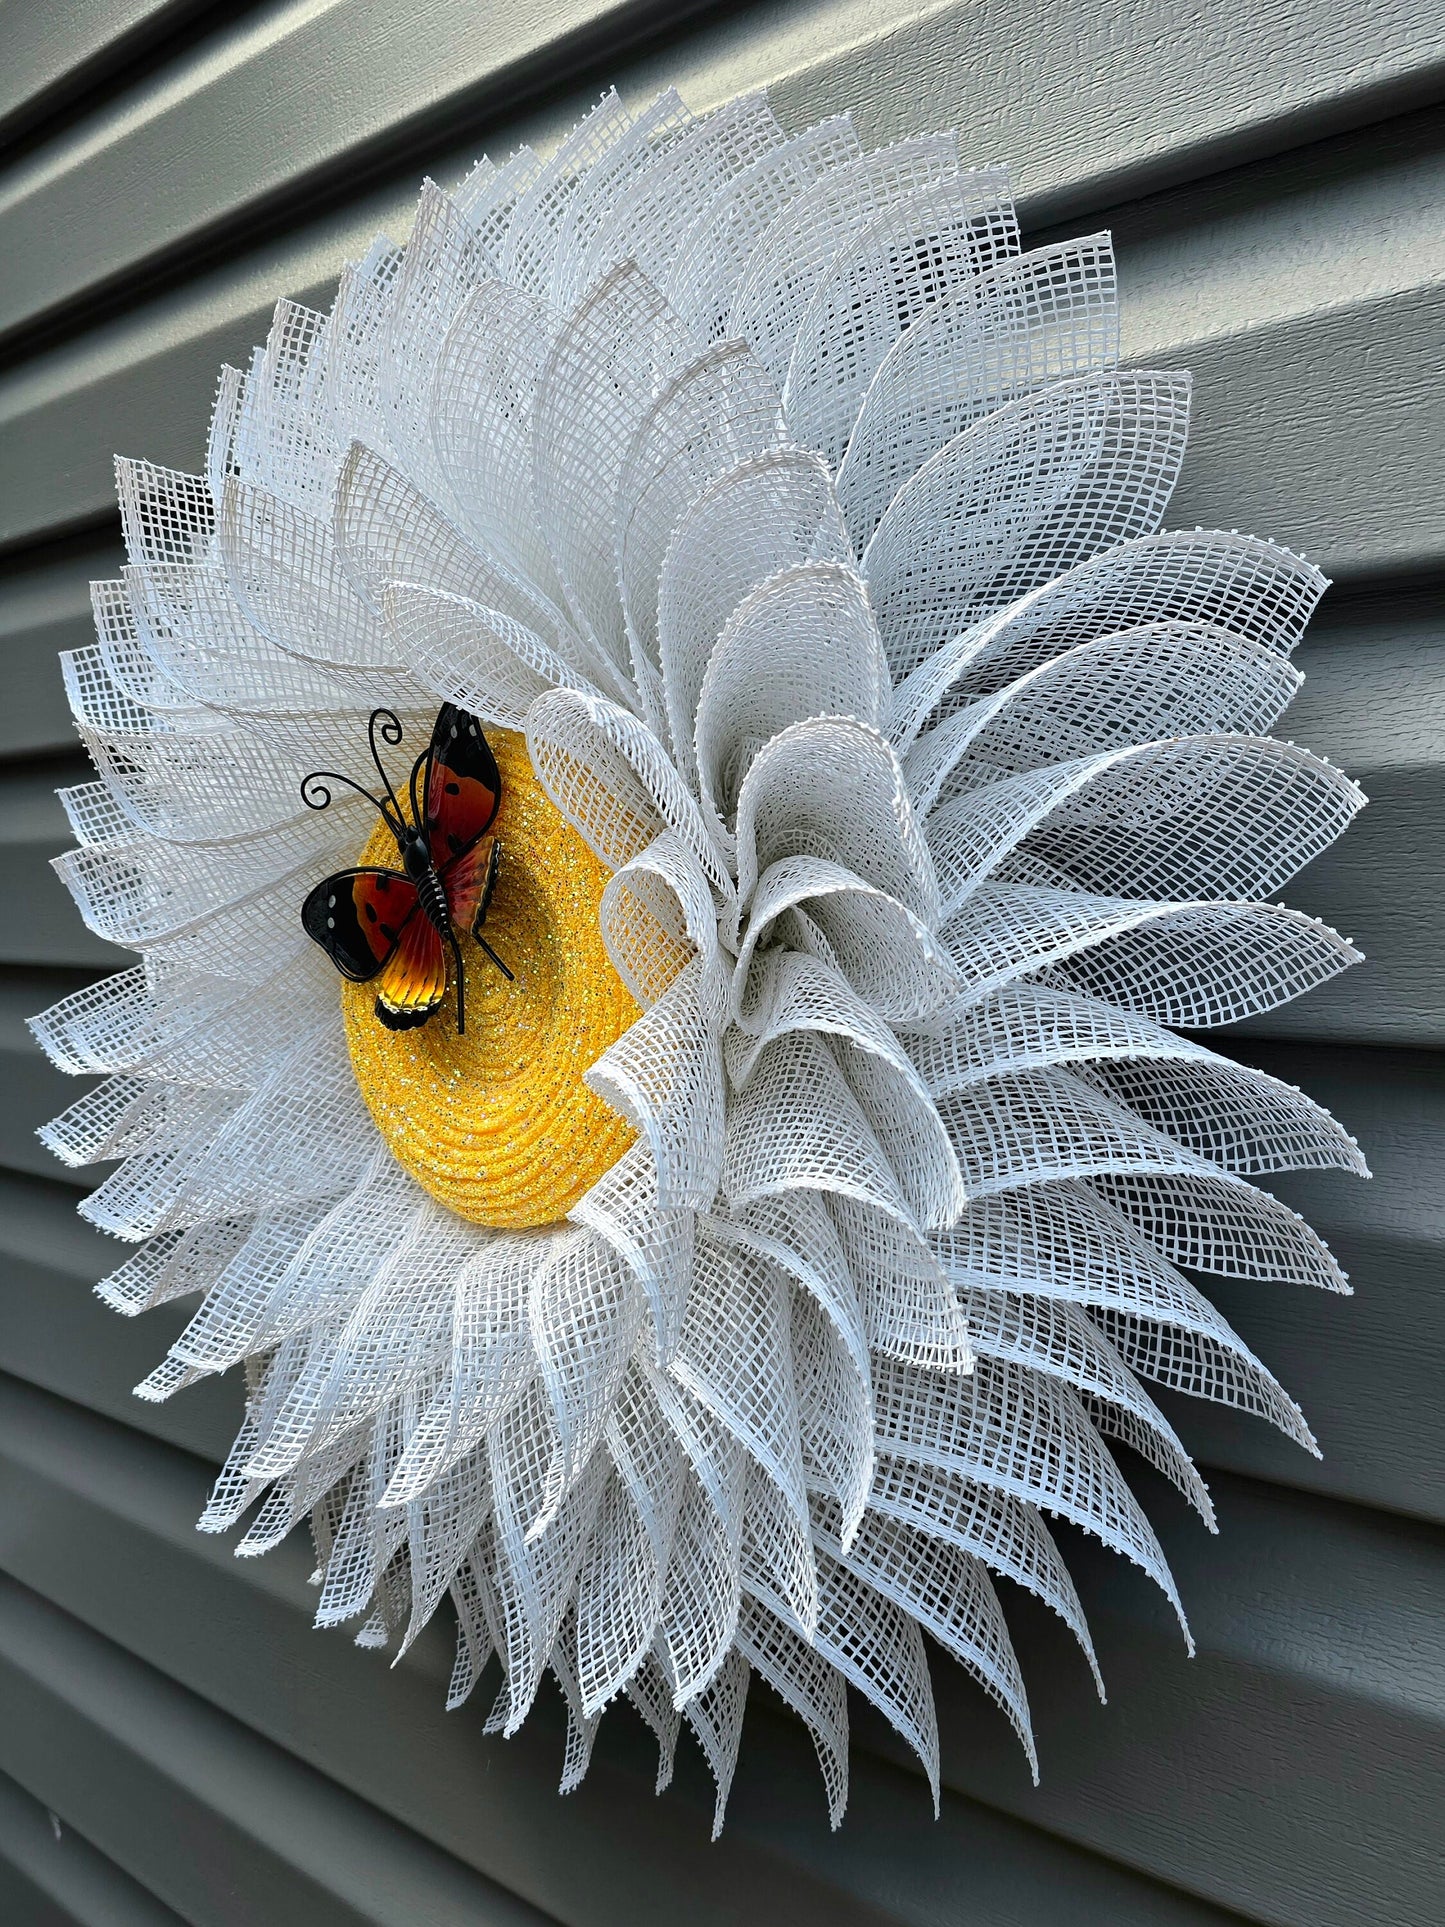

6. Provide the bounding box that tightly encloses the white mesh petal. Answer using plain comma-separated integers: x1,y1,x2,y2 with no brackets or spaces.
839,232,1121,548
657,448,853,792
727,134,961,383
429,279,562,594
865,371,1194,680
531,261,697,672
616,337,785,708
783,168,1019,463
694,560,889,852
664,114,860,340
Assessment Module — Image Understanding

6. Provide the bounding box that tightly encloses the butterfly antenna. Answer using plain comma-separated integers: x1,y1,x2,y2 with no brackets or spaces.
299,767,404,834
407,745,430,833
367,709,410,829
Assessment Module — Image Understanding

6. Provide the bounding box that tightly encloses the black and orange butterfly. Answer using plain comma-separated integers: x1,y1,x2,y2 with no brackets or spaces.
299,705,513,1034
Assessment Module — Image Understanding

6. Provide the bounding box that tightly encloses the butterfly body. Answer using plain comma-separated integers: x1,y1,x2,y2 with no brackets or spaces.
300,705,512,1033
400,825,450,925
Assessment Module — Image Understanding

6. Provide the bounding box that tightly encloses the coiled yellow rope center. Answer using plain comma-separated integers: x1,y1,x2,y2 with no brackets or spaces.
343,728,637,1227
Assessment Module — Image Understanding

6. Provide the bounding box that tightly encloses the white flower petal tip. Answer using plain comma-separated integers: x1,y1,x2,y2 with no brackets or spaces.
37,84,1367,1831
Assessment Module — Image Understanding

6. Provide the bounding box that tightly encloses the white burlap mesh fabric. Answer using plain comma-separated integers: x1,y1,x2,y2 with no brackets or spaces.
34,87,1368,1833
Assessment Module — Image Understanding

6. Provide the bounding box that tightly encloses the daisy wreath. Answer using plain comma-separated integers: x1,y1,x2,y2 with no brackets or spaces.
34,86,1367,1832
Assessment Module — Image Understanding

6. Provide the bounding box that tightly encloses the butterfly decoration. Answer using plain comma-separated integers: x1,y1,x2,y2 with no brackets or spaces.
299,705,514,1034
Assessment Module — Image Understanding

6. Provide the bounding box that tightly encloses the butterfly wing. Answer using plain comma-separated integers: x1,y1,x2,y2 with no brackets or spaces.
302,868,419,981
444,835,515,986
374,912,450,1031
443,834,502,935
424,705,501,869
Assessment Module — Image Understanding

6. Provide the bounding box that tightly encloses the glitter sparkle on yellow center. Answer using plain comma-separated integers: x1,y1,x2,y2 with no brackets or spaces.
342,727,638,1228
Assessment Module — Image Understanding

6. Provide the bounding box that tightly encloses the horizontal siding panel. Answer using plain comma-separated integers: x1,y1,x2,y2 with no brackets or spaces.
1113,118,1443,359
1225,604,1445,1047
1,1374,1438,1926
0,1867,74,1927
0,768,123,968
0,977,97,1185
1290,597,1445,771
1227,753,1441,1044
0,0,739,351
919,1476,1445,1927
0,1767,183,1927
0,256,340,550
1167,1042,1445,1522
0,1170,241,1464
0,1382,1264,1926
1230,600,1445,1044
1119,133,1445,580
1,14,1441,556
773,0,1445,226
1150,287,1445,581
5,0,1442,352
0,537,121,760
0,0,212,142
0,1600,1246,1927
0,1,173,119
0,1577,562,1927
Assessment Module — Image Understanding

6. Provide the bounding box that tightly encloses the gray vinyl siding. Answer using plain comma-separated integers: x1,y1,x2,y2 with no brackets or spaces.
0,3,1441,1921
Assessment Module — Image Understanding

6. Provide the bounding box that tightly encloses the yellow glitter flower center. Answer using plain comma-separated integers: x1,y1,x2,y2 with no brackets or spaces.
342,728,637,1228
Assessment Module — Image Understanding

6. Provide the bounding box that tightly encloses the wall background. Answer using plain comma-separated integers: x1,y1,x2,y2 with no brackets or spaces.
0,3,1442,1921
